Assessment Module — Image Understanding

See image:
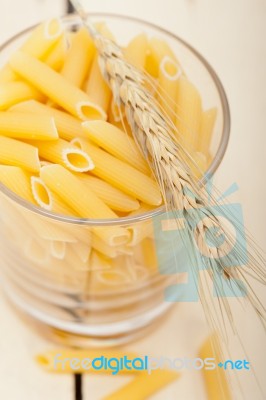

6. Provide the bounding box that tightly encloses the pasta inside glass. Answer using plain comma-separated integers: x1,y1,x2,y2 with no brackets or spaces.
0,14,230,345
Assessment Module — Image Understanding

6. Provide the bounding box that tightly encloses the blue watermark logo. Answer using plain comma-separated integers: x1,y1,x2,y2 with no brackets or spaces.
152,181,248,301
53,354,250,374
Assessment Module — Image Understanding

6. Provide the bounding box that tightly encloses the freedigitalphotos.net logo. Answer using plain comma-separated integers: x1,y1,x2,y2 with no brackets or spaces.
152,181,248,301
53,354,250,374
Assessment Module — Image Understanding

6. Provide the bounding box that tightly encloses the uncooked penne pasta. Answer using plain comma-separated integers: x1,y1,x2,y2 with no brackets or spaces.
44,34,68,71
72,138,162,206
82,120,150,174
199,334,232,400
20,208,78,243
28,138,94,172
175,77,202,151
10,100,85,141
0,81,44,110
124,33,148,70
49,240,66,260
84,54,111,113
103,370,179,400
146,37,178,78
91,234,118,259
30,176,77,216
157,56,182,122
89,250,112,271
0,111,58,140
60,27,95,88
0,165,35,203
0,18,63,84
40,164,130,245
69,241,91,264
0,136,40,172
9,51,107,121
21,18,63,59
76,175,140,212
198,107,217,155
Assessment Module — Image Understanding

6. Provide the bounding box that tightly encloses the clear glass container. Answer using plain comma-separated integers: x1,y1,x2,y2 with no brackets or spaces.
0,14,230,346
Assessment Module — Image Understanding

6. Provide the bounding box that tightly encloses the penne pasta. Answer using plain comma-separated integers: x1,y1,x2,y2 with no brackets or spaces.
124,33,148,70
102,370,179,400
21,18,63,58
89,250,112,271
0,136,40,172
76,175,140,212
175,77,202,151
0,81,45,110
0,18,63,84
30,176,78,216
60,27,95,87
0,111,58,140
72,138,162,206
69,241,91,264
31,176,53,210
157,56,182,122
49,240,66,260
40,164,130,245
44,34,68,71
82,120,150,174
198,107,217,156
9,51,107,121
199,334,232,400
0,165,36,203
91,234,118,258
145,37,178,78
28,138,94,172
84,54,111,113
10,100,85,141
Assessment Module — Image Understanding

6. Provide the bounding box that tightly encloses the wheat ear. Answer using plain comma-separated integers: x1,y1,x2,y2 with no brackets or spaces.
70,1,266,335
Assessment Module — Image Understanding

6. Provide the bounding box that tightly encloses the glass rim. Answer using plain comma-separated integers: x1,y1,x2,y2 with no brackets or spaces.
0,12,230,227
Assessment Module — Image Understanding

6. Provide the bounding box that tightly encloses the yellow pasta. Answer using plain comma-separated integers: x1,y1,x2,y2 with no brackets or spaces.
199,107,217,156
9,51,107,121
175,76,202,151
0,165,35,203
84,54,111,113
157,56,182,122
69,241,91,264
190,152,208,178
0,111,58,140
44,35,68,71
91,234,118,258
82,120,150,174
199,334,232,400
28,138,94,172
94,22,116,41
76,175,140,212
103,370,179,400
30,176,78,216
21,18,63,58
49,240,66,260
0,18,63,84
124,33,148,69
146,37,178,78
89,250,112,271
10,100,85,141
40,164,130,245
0,136,40,172
60,27,95,87
72,138,162,206
0,81,45,110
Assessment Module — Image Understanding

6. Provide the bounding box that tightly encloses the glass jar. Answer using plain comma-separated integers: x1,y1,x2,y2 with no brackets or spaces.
0,13,230,346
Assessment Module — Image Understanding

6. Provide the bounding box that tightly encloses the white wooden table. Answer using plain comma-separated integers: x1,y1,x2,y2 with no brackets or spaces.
0,1,265,399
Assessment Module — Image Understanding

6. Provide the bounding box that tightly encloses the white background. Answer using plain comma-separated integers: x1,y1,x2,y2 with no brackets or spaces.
0,1,265,399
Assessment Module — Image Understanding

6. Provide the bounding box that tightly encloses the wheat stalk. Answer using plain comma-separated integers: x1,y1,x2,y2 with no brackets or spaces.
70,1,266,334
